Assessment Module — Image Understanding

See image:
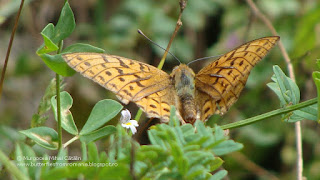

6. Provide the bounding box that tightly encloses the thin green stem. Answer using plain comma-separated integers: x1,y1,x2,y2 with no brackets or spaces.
63,136,79,148
56,74,62,149
220,98,317,130
81,142,87,161
56,41,63,149
134,109,143,122
312,72,320,122
0,149,29,180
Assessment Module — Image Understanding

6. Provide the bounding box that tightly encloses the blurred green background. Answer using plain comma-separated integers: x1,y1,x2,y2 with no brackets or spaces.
1,0,320,179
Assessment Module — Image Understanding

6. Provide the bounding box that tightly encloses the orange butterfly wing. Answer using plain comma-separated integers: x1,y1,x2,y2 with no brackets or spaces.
195,36,280,120
62,53,175,122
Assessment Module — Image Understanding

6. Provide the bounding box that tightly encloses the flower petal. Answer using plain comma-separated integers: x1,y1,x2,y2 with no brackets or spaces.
120,109,131,123
129,120,139,127
129,125,137,134
121,123,130,128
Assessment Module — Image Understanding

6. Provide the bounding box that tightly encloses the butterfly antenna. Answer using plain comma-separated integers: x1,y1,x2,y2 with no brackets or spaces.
187,55,222,66
138,29,181,64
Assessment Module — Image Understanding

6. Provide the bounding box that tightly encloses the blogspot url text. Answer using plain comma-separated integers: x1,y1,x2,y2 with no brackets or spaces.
16,162,118,167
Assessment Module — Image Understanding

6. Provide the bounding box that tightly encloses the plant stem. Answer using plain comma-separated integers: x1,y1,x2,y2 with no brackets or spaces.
81,142,88,161
56,74,62,149
135,0,187,122
0,0,25,101
0,149,29,180
134,109,143,122
220,98,317,130
63,136,79,148
157,0,187,70
245,1,302,178
56,41,63,149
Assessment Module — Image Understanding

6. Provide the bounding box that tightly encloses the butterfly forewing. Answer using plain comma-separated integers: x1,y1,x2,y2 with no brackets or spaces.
195,36,280,120
62,53,175,122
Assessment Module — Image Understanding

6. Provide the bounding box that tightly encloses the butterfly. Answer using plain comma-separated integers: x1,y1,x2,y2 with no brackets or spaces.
62,36,279,124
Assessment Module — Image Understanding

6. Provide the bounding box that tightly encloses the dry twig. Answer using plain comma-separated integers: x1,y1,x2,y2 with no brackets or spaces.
0,0,25,100
245,0,302,179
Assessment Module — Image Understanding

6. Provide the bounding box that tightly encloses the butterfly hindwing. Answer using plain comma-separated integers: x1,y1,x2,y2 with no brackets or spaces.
195,36,280,120
62,53,175,122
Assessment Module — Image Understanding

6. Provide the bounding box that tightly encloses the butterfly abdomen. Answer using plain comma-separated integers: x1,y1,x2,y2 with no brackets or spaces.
172,64,197,124
179,95,197,124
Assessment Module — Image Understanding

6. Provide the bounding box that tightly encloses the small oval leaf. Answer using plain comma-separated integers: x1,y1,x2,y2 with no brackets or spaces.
80,125,116,143
62,43,105,53
80,99,122,135
20,127,58,150
40,54,76,76
53,1,75,42
51,91,78,135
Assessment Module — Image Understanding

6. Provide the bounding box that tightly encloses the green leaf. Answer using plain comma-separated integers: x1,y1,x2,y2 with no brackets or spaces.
97,164,131,179
212,125,225,142
267,65,313,122
289,104,318,122
41,23,55,38
80,99,123,135
272,65,300,105
210,170,228,180
87,142,99,162
40,154,50,176
170,142,188,175
185,165,208,179
37,24,59,54
0,126,24,147
180,124,194,137
15,144,29,177
42,33,58,53
40,166,70,180
36,24,57,54
53,1,75,42
145,120,242,178
293,5,320,58
211,126,243,155
209,157,224,172
268,65,318,122
62,43,105,53
36,2,75,55
56,148,68,163
19,127,58,150
316,59,320,69
39,54,76,76
51,91,78,135
19,143,37,180
81,141,88,161
312,71,320,122
32,78,65,127
267,82,287,106
213,140,243,156
80,125,117,143
169,105,179,127
194,120,209,136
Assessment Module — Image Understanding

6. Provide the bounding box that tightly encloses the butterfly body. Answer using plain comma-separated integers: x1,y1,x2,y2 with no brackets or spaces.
62,36,279,124
171,64,197,123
